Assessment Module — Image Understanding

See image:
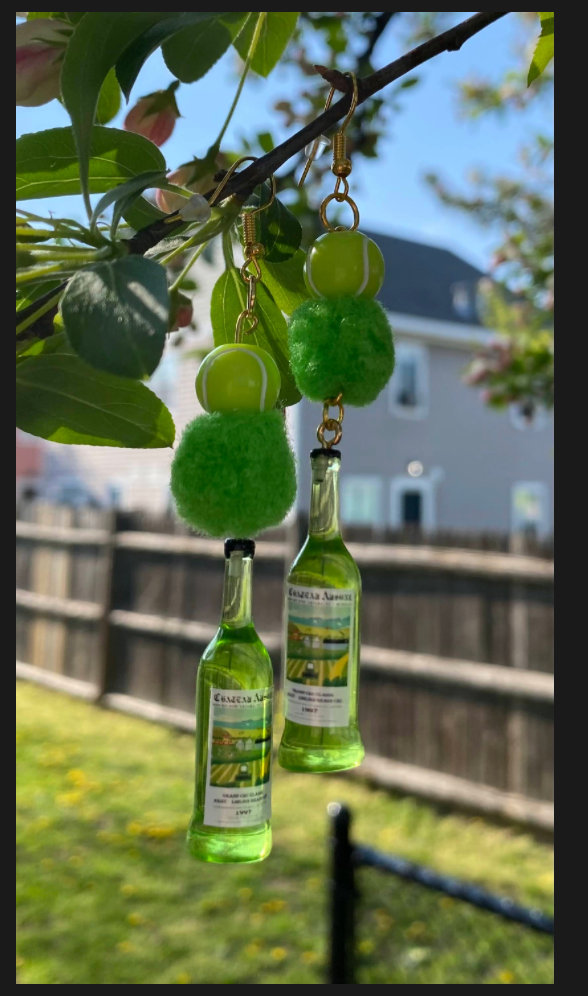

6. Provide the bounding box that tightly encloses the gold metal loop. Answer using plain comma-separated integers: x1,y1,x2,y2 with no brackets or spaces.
235,310,259,343
317,420,343,449
240,256,262,284
319,191,360,232
317,394,345,449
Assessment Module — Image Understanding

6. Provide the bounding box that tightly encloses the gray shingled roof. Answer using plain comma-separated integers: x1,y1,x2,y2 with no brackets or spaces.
364,231,485,326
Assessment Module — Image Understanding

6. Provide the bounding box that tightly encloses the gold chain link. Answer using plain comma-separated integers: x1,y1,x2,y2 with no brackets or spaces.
317,394,345,448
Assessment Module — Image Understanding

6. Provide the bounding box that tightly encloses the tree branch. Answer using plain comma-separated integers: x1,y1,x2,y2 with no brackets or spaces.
17,11,510,338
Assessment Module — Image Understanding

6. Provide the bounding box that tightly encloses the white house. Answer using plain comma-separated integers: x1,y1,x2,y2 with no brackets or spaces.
18,232,554,537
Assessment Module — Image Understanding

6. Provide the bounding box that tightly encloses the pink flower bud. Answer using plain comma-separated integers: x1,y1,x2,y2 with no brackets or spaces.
124,82,180,148
169,293,194,332
16,18,67,107
156,161,218,215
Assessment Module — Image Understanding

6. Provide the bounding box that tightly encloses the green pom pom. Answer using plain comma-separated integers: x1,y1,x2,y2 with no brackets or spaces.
288,297,395,407
170,411,297,538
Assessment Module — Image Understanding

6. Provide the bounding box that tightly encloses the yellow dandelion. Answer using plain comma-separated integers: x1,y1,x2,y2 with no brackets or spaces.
439,896,455,910
146,825,176,840
69,855,84,868
127,912,146,927
56,791,83,807
271,948,288,962
16,957,25,969
244,943,261,959
499,971,515,984
303,951,319,965
120,884,137,898
405,921,427,941
262,899,287,914
117,941,135,955
239,887,254,902
41,858,54,870
359,940,375,955
126,821,144,837
176,973,192,984
66,769,88,787
251,913,265,927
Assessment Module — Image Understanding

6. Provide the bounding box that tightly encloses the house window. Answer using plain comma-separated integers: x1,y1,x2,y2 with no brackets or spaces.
511,483,550,538
451,281,478,321
390,476,436,530
341,476,383,526
389,343,429,419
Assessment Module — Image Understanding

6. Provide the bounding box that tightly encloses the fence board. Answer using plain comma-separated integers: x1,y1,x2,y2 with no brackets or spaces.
15,505,554,825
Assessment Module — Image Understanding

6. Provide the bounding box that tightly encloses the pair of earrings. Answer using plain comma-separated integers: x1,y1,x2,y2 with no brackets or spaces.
170,74,396,863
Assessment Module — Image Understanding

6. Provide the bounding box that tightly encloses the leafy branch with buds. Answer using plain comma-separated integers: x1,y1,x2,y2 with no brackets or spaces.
17,11,552,450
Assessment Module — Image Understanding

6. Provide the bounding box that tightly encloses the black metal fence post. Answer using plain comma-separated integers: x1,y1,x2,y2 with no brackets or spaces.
328,803,357,984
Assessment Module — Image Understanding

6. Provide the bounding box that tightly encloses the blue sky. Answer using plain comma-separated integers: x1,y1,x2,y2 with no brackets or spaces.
16,13,552,272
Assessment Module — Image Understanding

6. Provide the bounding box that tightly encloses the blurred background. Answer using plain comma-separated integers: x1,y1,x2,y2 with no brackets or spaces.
16,12,554,985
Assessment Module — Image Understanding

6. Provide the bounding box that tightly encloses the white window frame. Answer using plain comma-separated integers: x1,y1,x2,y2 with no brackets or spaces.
389,342,430,420
390,476,437,530
341,475,384,527
511,482,551,539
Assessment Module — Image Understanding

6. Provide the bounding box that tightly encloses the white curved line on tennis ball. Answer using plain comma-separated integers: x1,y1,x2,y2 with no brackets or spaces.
356,234,371,296
201,347,268,412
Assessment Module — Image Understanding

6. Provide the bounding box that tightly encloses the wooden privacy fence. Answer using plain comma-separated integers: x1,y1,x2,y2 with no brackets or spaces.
16,505,554,831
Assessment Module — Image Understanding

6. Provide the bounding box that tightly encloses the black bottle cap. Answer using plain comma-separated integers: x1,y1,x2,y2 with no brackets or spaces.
224,538,256,559
310,447,341,461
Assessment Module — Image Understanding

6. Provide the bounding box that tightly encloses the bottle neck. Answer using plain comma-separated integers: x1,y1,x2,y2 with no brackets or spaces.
309,453,342,540
221,553,253,629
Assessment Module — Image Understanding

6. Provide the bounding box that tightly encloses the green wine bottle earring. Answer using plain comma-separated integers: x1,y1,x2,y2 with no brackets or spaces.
187,540,274,864
279,444,364,773
280,73,396,774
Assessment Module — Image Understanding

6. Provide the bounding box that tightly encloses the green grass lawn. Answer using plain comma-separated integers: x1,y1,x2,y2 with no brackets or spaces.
16,683,554,985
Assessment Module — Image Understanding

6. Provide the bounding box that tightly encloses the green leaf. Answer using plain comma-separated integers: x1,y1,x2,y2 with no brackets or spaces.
258,131,275,154
161,13,247,85
16,331,69,362
16,280,62,314
96,68,122,125
116,13,241,98
122,196,167,231
211,268,301,407
528,12,554,85
261,250,310,315
16,126,165,201
234,12,299,77
60,13,180,212
90,170,166,229
16,346,175,448
61,256,169,380
29,12,86,21
259,197,302,263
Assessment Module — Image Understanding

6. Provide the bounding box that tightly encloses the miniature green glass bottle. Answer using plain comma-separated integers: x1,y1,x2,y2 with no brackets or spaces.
279,449,364,773
187,540,273,864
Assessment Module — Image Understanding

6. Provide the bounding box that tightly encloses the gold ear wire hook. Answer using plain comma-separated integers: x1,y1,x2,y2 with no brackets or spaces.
298,72,359,187
209,156,276,214
299,86,337,188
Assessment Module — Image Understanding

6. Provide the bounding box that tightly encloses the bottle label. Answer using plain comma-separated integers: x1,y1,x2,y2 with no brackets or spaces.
204,687,273,829
285,585,356,728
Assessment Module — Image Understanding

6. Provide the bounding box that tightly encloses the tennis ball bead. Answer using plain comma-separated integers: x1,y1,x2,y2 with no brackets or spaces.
304,230,385,300
196,343,281,413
